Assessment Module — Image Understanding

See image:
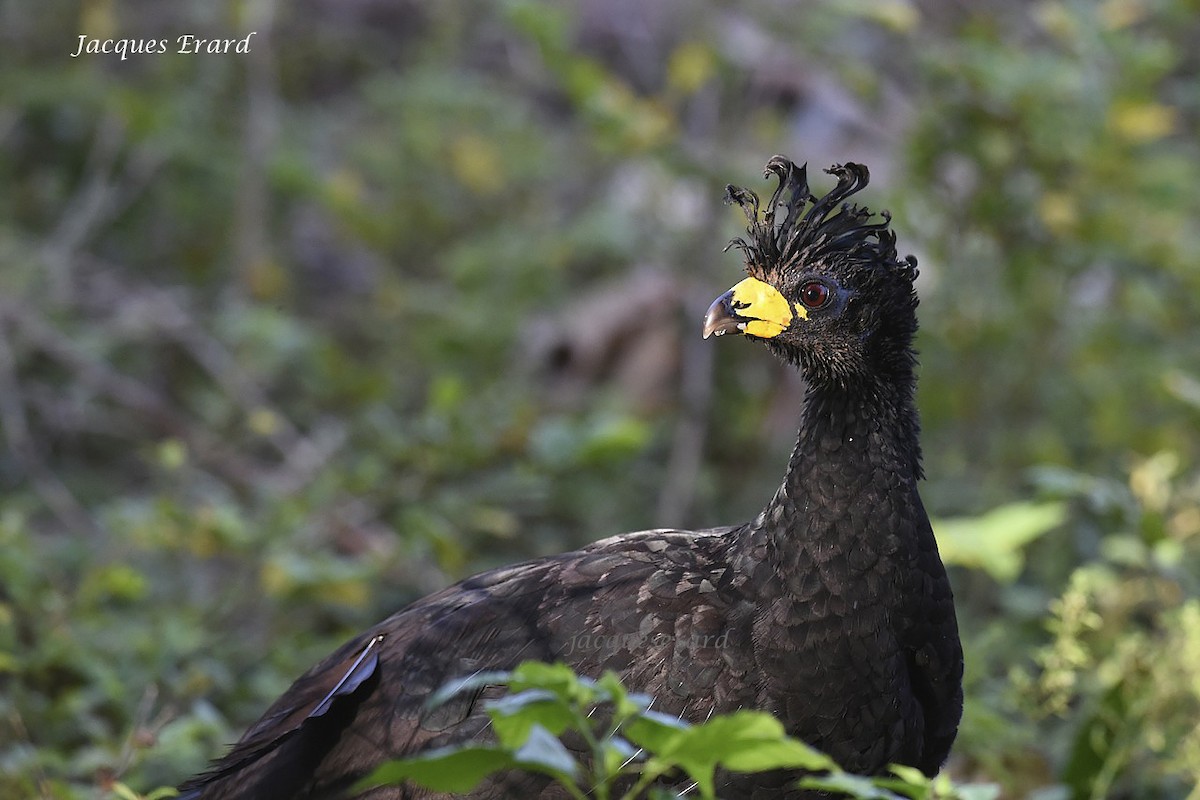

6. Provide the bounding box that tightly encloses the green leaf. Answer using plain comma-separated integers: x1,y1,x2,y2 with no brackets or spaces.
358,746,514,793
601,736,639,775
487,689,576,748
646,790,687,800
866,764,930,798
721,737,834,773
108,783,143,800
144,789,185,800
887,765,926,784
510,660,599,705
596,670,631,714
799,771,906,799
643,712,835,798
512,724,580,783
868,776,927,799
623,708,691,752
933,501,1068,582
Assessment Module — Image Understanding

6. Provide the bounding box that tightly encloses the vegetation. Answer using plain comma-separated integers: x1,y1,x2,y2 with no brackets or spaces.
359,661,997,800
1,0,1197,798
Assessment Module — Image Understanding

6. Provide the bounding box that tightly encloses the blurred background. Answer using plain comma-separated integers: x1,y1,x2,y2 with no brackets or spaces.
2,0,1199,797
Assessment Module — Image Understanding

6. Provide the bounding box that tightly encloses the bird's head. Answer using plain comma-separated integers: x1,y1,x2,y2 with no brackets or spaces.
704,156,919,386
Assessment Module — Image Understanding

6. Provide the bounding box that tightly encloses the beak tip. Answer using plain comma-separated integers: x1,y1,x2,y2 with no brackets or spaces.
702,289,741,340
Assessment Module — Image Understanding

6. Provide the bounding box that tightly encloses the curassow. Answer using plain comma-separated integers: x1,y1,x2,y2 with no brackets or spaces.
178,156,963,799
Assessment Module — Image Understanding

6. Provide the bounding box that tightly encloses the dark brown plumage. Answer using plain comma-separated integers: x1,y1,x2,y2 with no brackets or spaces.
178,157,962,800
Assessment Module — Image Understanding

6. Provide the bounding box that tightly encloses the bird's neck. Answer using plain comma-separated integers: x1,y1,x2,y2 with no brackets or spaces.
757,367,924,575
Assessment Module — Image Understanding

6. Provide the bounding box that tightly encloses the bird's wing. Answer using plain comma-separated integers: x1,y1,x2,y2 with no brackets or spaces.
903,513,964,774
175,631,388,799
178,526,756,799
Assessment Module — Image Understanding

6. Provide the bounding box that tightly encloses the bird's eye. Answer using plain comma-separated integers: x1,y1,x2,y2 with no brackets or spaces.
799,281,831,309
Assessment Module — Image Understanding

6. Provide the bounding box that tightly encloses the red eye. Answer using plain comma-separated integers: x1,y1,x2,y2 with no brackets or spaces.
799,281,831,309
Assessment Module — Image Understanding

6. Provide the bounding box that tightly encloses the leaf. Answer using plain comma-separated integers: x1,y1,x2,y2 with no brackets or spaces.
108,783,142,800
509,660,581,690
887,765,926,784
596,670,628,707
358,746,514,793
799,771,906,799
486,689,576,748
866,779,926,799
721,737,834,773
599,671,655,721
623,708,691,752
144,789,187,800
510,660,599,705
861,764,942,799
642,712,834,798
512,723,580,782
933,501,1067,582
601,736,640,775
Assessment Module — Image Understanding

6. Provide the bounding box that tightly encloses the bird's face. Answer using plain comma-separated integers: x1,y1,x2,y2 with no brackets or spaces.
702,268,871,377
703,272,852,343
703,158,917,383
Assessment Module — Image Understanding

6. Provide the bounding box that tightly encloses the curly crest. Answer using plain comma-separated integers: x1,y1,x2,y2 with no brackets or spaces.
725,156,916,283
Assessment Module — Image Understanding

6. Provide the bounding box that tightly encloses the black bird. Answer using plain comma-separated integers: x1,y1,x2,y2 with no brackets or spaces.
178,157,962,799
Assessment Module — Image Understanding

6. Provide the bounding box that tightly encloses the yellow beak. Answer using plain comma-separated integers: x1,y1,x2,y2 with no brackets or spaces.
702,277,801,340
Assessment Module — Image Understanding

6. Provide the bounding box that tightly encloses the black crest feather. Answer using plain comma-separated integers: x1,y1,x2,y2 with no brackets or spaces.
725,156,915,282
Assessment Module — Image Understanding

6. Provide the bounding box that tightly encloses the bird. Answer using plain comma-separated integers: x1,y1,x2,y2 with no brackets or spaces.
177,156,963,799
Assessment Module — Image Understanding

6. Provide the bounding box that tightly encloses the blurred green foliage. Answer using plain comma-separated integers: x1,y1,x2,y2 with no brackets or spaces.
1,0,1198,798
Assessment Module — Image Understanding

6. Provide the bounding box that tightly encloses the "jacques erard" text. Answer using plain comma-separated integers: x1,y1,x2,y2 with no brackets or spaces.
71,33,257,60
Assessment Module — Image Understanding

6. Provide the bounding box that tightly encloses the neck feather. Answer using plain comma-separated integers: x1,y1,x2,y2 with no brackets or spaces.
759,363,923,549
